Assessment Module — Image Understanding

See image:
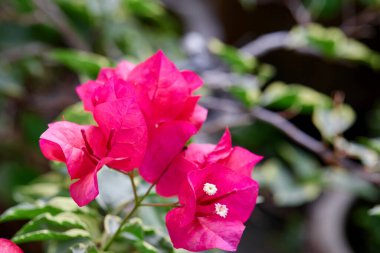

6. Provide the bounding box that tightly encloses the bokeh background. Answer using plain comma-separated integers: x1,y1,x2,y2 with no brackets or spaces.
1,0,380,252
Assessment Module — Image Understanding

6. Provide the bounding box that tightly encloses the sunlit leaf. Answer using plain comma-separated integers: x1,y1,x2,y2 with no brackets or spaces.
48,49,111,79
313,104,356,140
12,229,90,244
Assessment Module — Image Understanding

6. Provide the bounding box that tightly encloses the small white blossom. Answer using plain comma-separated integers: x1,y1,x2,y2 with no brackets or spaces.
215,203,228,218
203,183,217,196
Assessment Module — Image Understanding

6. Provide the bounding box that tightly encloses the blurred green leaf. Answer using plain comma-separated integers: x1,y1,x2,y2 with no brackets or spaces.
59,102,96,125
229,83,260,107
104,214,121,236
12,228,90,244
209,39,257,73
134,240,158,253
324,168,378,200
261,82,332,113
334,137,379,169
254,159,322,206
49,49,111,79
125,0,164,19
313,104,356,141
0,197,92,222
0,68,24,98
369,205,380,216
121,218,145,240
289,24,380,70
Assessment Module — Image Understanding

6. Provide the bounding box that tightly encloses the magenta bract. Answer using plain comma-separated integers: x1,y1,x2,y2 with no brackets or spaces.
0,238,23,253
166,164,259,251
156,128,263,197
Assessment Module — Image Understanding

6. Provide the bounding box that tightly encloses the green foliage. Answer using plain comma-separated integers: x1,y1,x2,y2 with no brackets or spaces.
288,24,380,70
209,39,257,73
312,104,356,141
49,49,111,79
261,82,332,113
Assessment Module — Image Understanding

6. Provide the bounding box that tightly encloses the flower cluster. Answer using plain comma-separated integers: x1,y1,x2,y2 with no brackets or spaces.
39,51,262,251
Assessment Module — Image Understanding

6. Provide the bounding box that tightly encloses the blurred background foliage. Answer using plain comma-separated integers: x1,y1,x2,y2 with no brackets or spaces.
1,0,380,252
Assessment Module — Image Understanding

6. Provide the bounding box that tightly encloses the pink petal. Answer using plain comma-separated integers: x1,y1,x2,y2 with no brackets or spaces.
183,143,215,167
181,70,203,91
127,50,190,124
93,98,147,172
39,121,107,179
76,80,102,111
139,121,197,183
115,60,135,80
69,166,99,207
166,212,245,252
191,164,259,222
0,238,23,253
220,147,263,177
176,96,207,130
206,129,232,163
156,155,197,197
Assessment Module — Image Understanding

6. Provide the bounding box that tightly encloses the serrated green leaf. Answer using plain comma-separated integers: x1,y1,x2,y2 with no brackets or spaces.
48,49,111,79
12,228,90,244
59,102,96,125
313,104,356,140
16,213,87,236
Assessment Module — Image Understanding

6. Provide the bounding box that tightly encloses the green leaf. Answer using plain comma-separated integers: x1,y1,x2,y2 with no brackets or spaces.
369,205,380,216
288,24,380,70
133,241,158,253
229,82,260,107
312,104,356,140
104,214,121,236
16,213,87,235
59,102,96,125
261,82,332,113
70,243,99,253
334,138,379,169
324,168,378,200
48,49,111,79
209,39,257,73
253,159,322,206
121,218,145,240
12,228,90,244
0,197,92,222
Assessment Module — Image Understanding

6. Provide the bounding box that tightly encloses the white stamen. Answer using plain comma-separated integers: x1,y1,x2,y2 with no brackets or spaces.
215,203,228,218
203,183,217,196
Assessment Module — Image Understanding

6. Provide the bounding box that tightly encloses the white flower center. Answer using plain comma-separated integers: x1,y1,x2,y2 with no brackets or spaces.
203,183,217,196
215,203,228,218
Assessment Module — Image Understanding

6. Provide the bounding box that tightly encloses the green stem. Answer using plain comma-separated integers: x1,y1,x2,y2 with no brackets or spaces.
128,171,138,205
102,183,156,251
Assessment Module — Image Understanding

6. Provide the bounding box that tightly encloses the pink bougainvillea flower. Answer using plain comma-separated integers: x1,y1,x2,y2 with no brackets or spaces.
76,60,135,112
166,164,259,251
0,238,23,253
40,97,147,206
75,51,207,184
128,51,207,183
156,128,262,197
